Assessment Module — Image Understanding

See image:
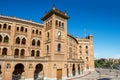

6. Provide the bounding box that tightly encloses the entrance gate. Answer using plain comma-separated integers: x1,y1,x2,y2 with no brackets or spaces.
34,64,43,80
12,63,24,80
57,69,62,80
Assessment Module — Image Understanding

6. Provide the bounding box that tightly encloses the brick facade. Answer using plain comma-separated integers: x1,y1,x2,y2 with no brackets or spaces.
0,7,94,80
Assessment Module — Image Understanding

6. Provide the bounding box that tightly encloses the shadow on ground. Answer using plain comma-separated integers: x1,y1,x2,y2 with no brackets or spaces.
97,78,111,80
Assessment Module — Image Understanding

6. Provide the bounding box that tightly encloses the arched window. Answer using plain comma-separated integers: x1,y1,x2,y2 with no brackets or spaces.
32,39,35,46
8,25,11,30
21,26,24,32
31,50,35,57
22,38,26,45
16,27,19,31
20,49,25,57
47,45,49,54
86,57,88,61
4,36,9,43
0,24,2,29
0,48,1,53
2,48,7,55
86,51,88,55
50,20,52,26
62,23,64,28
25,28,27,32
36,50,40,57
32,30,34,34
56,20,58,26
59,21,61,27
57,43,61,52
16,37,20,44
0,35,2,42
3,24,7,29
39,31,41,35
14,49,19,57
36,30,38,34
37,40,40,46
47,32,49,40
79,46,82,49
86,46,88,49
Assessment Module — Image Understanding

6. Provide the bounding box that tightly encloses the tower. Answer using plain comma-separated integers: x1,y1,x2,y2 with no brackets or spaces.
41,7,69,79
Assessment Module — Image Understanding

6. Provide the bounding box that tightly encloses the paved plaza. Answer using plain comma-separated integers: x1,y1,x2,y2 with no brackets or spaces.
68,68,120,80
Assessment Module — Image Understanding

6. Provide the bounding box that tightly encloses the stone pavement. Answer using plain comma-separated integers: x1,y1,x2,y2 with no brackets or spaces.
68,68,120,80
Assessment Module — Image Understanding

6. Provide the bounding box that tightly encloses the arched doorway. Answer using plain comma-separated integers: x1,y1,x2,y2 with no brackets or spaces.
78,64,80,75
67,68,69,77
72,64,76,76
12,63,24,80
0,65,1,79
34,64,43,80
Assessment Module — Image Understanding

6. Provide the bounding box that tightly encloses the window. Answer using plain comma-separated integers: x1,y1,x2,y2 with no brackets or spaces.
6,63,11,69
16,37,20,44
47,32,49,40
0,24,1,29
2,48,7,55
25,28,27,32
48,22,49,27
0,48,1,53
20,49,25,57
62,23,64,28
0,35,2,42
8,25,11,30
32,39,35,46
57,43,61,52
50,20,52,26
80,51,82,55
56,20,58,26
47,45,49,54
80,57,82,59
31,50,35,57
36,30,38,34
39,31,41,35
22,38,26,45
21,26,24,32
46,23,48,27
32,30,34,34
16,27,19,31
86,46,88,49
3,24,7,29
59,21,61,27
37,40,40,46
86,51,88,55
36,50,40,57
79,46,82,49
58,31,61,39
86,57,88,61
4,36,9,43
14,49,19,57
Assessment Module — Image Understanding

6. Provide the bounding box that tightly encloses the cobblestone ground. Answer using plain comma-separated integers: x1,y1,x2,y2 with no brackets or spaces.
73,68,120,80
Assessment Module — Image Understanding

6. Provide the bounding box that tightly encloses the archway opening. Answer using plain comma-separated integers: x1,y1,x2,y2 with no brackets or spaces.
34,64,43,80
67,68,69,77
12,63,24,80
78,64,80,75
0,65,2,74
72,64,76,76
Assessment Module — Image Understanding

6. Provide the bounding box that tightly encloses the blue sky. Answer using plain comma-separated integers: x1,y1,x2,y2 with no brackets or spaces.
0,0,120,58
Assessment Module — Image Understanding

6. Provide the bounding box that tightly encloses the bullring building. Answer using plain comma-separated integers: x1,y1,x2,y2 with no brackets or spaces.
0,7,94,80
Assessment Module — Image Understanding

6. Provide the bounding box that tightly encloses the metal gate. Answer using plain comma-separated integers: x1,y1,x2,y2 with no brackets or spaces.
12,74,21,80
34,72,44,80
